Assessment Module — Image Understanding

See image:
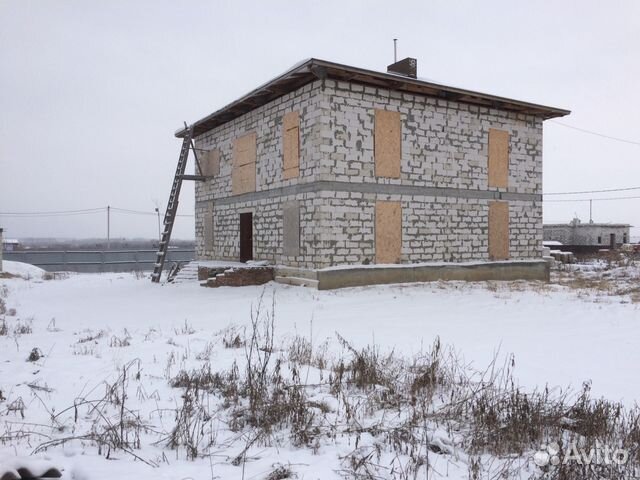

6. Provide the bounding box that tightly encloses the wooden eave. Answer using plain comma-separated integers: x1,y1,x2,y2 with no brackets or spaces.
176,58,570,138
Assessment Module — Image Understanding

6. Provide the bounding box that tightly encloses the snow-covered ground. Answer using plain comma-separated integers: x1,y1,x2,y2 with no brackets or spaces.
1,260,46,279
1,260,638,479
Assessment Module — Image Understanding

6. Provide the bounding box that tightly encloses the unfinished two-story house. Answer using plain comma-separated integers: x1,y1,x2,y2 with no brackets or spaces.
176,58,569,289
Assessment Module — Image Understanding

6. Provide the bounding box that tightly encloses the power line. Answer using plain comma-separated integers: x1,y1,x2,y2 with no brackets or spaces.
0,206,194,218
0,207,105,215
549,120,640,146
111,207,194,218
2,194,638,216
0,207,107,217
544,186,640,196
544,195,640,203
111,207,157,215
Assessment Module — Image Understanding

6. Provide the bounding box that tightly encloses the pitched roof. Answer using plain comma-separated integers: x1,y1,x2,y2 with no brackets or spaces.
176,58,570,138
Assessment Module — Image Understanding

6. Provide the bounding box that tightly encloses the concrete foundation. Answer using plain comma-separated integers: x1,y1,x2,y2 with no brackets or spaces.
274,260,549,290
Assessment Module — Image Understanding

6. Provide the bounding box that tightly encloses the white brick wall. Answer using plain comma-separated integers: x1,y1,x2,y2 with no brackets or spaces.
321,79,542,194
193,78,544,268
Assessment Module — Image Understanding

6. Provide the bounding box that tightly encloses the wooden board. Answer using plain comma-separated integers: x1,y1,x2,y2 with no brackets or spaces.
488,128,509,188
233,132,257,168
374,109,401,178
375,200,402,264
232,133,257,194
232,163,256,195
283,111,300,179
488,201,509,260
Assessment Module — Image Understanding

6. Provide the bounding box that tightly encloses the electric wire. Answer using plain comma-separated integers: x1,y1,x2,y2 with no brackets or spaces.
549,120,640,147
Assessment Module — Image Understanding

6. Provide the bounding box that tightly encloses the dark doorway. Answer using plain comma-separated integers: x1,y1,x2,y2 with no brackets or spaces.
239,212,253,262
609,233,616,250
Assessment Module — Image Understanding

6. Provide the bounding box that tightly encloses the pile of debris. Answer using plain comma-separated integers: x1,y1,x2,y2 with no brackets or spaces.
198,265,274,288
543,243,575,264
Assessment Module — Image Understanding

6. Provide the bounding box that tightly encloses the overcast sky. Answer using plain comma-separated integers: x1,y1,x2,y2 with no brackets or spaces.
1,0,638,240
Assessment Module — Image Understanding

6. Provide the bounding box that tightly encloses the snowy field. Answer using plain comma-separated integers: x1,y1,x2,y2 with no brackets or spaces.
1,259,639,479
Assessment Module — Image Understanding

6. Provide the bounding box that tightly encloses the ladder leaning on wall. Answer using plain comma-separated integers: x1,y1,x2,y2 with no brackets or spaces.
151,123,206,283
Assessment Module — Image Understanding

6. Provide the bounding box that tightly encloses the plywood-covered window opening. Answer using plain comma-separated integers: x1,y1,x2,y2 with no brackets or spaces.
374,110,401,178
375,200,402,264
232,133,257,195
488,128,509,188
488,201,509,260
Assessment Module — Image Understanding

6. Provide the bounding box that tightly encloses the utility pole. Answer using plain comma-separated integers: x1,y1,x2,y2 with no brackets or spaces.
107,205,110,250
589,199,593,223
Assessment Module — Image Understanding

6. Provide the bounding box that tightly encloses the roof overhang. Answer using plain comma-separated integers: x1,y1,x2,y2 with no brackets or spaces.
176,58,571,138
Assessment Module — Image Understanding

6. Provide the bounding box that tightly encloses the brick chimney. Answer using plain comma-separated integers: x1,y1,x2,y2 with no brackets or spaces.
387,57,417,78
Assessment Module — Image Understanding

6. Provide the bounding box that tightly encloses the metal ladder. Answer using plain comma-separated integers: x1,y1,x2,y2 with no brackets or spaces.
151,126,194,283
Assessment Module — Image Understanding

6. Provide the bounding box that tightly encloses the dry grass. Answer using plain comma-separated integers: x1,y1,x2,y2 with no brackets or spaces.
12,283,639,479
76,329,107,343
43,272,70,281
174,319,195,336
0,317,33,337
13,319,33,335
266,464,294,479
220,325,245,349
159,297,640,478
552,255,640,303
161,298,640,479
0,286,7,314
31,360,156,466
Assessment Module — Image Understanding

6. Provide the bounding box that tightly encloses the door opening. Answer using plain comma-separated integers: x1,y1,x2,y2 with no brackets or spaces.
239,212,253,262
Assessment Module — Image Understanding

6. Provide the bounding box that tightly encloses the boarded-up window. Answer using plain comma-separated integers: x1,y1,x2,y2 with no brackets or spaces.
375,201,402,264
283,111,300,179
232,133,256,195
374,110,401,178
488,128,509,188
204,204,214,251
488,201,509,260
201,149,220,177
282,201,300,257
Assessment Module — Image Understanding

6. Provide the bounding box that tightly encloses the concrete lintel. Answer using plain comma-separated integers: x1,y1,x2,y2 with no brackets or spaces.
196,181,542,208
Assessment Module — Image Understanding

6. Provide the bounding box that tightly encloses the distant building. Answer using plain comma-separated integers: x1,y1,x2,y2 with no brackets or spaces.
2,238,19,252
544,219,631,248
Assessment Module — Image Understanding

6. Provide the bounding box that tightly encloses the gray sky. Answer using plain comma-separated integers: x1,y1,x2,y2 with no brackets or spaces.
1,0,638,240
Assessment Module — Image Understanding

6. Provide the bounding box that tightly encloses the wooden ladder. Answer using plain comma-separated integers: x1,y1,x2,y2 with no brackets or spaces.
151,125,204,283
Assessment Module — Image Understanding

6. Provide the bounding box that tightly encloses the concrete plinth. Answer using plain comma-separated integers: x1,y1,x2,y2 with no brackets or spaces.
274,260,549,290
